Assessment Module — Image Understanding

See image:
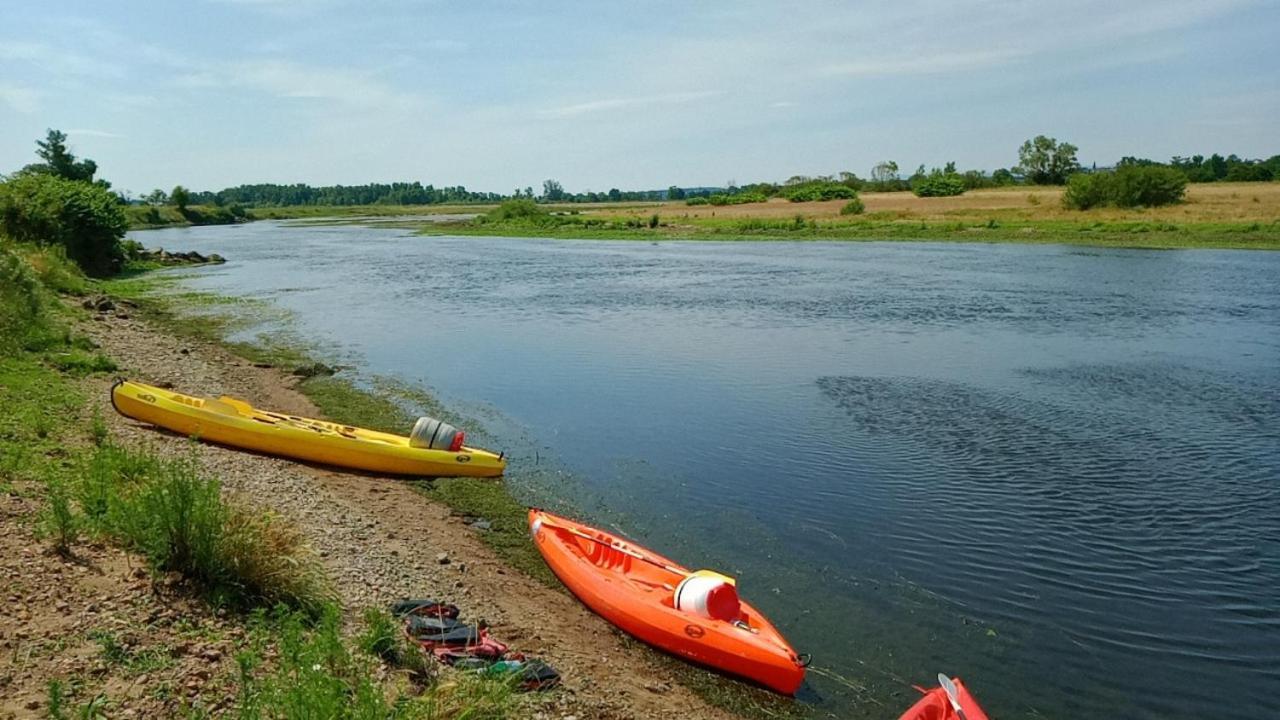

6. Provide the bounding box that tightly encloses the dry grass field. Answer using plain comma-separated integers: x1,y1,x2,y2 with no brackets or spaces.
609,183,1280,224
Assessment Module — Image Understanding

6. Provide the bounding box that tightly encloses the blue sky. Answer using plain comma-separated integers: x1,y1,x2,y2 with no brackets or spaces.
1,0,1276,196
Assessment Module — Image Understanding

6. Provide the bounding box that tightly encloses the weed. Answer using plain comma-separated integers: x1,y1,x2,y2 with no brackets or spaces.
358,607,401,664
76,694,108,720
41,477,79,555
49,350,117,376
89,411,108,446
47,679,68,720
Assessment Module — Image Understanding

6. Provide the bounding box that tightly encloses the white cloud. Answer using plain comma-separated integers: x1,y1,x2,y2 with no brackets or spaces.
823,50,1025,78
0,83,39,113
539,91,724,119
67,129,123,139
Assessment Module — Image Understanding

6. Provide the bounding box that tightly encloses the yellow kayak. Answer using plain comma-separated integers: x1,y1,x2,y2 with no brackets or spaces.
111,380,506,478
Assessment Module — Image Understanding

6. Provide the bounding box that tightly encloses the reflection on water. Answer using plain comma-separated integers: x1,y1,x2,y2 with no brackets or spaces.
136,223,1280,718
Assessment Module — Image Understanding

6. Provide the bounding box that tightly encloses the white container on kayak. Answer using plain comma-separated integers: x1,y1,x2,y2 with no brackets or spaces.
674,570,741,621
409,416,465,452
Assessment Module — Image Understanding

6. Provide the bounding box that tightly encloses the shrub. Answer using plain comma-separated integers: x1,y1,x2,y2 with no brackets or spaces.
482,199,548,223
685,196,709,206
785,182,856,202
912,174,967,197
1063,166,1188,210
1063,172,1113,210
1110,165,1188,208
839,198,866,215
648,213,659,228
0,173,127,276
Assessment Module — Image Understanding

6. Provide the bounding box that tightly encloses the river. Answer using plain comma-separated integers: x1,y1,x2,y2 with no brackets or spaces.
133,222,1280,719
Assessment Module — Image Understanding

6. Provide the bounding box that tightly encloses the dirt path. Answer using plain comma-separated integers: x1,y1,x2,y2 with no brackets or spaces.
75,307,733,720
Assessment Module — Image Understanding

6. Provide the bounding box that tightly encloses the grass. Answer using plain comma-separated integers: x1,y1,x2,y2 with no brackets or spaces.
236,606,520,719
416,183,1280,250
71,442,332,614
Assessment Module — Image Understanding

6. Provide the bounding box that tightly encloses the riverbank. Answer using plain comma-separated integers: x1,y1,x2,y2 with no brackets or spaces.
1,242,810,718
92,266,804,717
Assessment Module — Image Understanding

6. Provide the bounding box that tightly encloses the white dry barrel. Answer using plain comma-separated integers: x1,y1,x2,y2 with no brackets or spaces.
409,416,465,452
674,570,741,621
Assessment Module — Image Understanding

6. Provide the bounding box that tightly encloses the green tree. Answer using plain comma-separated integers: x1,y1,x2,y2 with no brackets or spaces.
541,179,565,202
0,173,127,276
870,161,899,184
991,168,1016,186
1017,135,1080,185
667,185,686,200
171,185,191,211
26,129,99,183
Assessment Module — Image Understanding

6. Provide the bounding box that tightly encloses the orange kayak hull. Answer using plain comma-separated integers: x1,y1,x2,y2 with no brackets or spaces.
898,678,990,720
528,509,806,695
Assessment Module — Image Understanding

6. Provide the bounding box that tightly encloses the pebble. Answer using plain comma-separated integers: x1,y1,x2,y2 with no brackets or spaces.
436,552,451,565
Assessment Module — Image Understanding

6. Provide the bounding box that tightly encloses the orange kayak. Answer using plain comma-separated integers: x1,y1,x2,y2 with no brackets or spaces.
528,509,806,695
898,677,989,720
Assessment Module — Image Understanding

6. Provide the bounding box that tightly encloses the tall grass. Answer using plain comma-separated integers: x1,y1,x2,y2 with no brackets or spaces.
237,607,518,719
67,442,331,613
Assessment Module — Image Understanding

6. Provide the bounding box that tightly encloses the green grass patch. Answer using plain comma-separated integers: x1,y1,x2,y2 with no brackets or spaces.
237,606,521,719
421,215,1280,250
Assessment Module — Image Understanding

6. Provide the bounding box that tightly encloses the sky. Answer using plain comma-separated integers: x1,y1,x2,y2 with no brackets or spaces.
1,0,1277,196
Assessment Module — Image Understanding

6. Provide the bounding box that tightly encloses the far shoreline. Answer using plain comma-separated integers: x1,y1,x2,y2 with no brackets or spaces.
128,183,1280,251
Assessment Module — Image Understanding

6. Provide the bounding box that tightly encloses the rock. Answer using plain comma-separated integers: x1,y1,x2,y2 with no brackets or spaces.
291,362,337,379
469,519,492,531
208,254,226,264
82,295,114,312
436,553,451,565
24,698,40,710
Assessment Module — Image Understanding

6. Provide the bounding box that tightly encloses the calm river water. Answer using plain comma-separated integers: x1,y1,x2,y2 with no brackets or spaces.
135,223,1280,718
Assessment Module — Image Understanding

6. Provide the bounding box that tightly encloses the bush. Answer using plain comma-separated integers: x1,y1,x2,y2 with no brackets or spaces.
482,199,548,223
1063,173,1113,210
785,182,856,202
1063,166,1188,210
685,196,709,206
0,173,127,276
912,174,967,197
1111,165,1188,207
840,198,866,215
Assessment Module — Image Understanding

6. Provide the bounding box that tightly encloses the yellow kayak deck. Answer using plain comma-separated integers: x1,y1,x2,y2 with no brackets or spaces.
111,380,505,478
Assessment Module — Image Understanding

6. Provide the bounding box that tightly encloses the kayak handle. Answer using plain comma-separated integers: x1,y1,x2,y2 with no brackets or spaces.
798,653,812,668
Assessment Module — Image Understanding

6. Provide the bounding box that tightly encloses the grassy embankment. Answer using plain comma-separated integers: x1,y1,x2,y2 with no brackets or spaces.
415,183,1280,250
97,264,808,720
0,240,525,717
